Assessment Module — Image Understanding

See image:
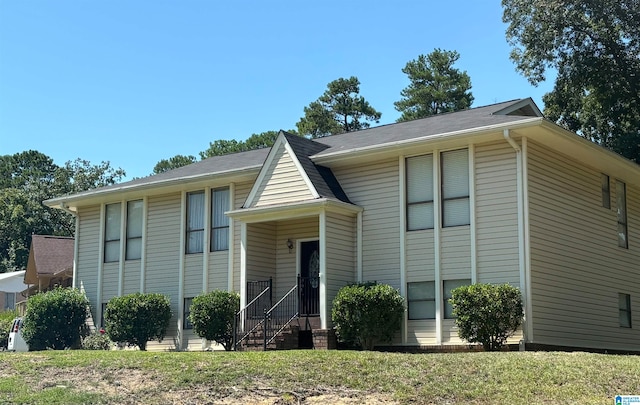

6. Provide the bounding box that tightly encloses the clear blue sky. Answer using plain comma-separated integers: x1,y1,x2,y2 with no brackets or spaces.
0,1,553,180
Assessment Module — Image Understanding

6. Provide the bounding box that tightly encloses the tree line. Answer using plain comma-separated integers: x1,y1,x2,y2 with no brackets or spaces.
2,0,638,273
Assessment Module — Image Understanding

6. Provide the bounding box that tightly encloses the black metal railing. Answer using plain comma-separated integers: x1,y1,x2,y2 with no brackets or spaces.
298,276,320,316
233,278,272,350
263,284,299,350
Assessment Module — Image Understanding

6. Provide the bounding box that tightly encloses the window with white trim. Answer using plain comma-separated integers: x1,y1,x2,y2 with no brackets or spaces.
184,297,193,330
443,279,471,319
406,155,434,230
619,293,631,328
125,200,143,260
601,174,610,209
441,149,470,227
407,281,435,320
617,180,628,249
211,187,230,251
104,203,121,262
186,191,205,254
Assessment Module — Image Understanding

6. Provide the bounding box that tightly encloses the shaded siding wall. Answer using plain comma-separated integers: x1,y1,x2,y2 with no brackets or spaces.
275,217,319,300
527,141,640,350
76,205,101,321
246,222,276,287
145,193,181,351
252,146,313,207
334,158,400,289
325,212,356,328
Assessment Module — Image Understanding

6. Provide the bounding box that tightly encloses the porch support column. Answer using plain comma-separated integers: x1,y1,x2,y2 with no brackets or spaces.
319,211,328,329
239,222,248,315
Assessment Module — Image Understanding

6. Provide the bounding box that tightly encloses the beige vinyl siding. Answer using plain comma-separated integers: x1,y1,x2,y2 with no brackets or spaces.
252,146,313,207
406,230,435,282
76,206,101,317
233,181,253,292
184,255,202,298
208,251,228,292
246,222,276,285
406,321,437,344
440,227,471,279
101,262,118,300
122,261,140,295
145,193,181,350
334,158,400,288
325,211,356,326
527,141,640,350
275,217,319,299
475,143,520,285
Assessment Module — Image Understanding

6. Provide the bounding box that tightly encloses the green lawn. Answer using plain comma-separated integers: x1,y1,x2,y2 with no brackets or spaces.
0,350,638,404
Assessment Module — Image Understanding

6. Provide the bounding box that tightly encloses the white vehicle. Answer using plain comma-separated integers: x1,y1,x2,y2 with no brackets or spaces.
7,317,29,352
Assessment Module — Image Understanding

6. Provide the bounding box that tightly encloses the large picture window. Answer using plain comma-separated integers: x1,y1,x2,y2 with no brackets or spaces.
211,187,230,251
407,281,435,320
406,155,434,230
104,203,121,262
441,149,470,227
617,180,628,249
125,200,143,260
186,191,205,254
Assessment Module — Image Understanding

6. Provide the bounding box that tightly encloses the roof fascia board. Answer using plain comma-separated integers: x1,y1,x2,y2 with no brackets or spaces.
311,118,544,165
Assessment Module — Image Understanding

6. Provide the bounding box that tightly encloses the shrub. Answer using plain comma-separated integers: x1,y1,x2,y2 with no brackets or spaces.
450,283,523,351
189,290,239,351
0,309,19,350
22,287,89,350
331,282,404,350
104,293,171,351
81,330,112,350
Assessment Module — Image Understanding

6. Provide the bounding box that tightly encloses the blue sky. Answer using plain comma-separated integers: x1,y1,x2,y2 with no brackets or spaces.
0,1,553,180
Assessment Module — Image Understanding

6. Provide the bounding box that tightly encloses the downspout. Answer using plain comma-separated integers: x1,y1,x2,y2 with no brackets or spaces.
61,203,79,290
503,129,528,348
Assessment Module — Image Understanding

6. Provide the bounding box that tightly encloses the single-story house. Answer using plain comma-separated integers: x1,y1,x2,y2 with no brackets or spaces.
0,270,27,311
45,98,639,352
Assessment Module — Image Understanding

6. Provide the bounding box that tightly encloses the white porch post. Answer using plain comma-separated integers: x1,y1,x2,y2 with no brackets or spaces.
319,211,327,329
240,222,248,317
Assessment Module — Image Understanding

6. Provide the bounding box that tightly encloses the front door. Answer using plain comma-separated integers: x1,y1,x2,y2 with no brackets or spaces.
299,240,320,316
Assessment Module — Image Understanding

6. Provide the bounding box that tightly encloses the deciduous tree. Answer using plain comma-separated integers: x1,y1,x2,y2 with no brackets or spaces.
503,0,640,163
395,50,474,122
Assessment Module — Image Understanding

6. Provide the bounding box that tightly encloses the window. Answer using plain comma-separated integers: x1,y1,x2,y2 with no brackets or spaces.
4,292,15,310
601,174,610,209
406,155,434,230
186,191,205,254
441,149,470,227
104,203,121,262
407,281,435,319
617,181,628,249
126,200,143,260
619,293,631,328
443,279,470,319
211,188,230,251
183,297,193,329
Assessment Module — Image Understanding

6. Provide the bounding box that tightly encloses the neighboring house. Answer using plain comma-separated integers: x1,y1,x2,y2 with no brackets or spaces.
23,235,74,297
45,98,640,352
0,270,27,311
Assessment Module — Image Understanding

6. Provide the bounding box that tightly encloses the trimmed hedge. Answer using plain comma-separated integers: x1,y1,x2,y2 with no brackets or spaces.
104,293,171,351
332,282,404,350
189,290,239,351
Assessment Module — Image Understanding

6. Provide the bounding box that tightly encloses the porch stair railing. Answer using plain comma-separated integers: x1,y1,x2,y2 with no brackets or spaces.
233,279,272,350
262,284,299,350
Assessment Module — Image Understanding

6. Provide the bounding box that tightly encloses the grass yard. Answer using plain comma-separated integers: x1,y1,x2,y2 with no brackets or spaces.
0,350,638,404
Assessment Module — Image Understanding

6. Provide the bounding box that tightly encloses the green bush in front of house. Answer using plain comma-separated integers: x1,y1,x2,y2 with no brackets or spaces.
22,287,89,350
449,283,523,351
104,292,171,351
0,309,19,350
332,282,405,350
189,290,239,351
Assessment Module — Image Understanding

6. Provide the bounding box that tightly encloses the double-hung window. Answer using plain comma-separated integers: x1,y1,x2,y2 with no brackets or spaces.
617,180,628,249
104,203,121,262
407,281,435,319
619,293,632,328
443,279,470,319
186,191,205,254
406,155,434,230
211,188,230,251
126,200,143,260
441,149,470,227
